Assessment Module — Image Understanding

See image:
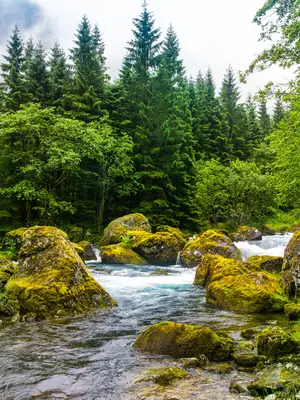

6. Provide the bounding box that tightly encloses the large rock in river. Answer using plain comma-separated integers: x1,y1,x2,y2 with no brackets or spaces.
282,231,300,297
246,255,283,273
181,230,241,268
101,244,147,265
100,213,151,246
133,232,186,265
230,226,262,242
206,272,288,313
0,226,116,320
134,321,233,361
193,254,256,287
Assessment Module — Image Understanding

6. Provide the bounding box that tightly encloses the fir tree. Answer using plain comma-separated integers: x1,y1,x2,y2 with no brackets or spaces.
245,94,261,150
0,25,26,110
273,98,285,127
162,24,184,77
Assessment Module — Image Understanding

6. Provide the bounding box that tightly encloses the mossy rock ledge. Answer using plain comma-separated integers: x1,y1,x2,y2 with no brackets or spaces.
0,226,116,321
101,244,147,265
181,230,241,268
133,321,233,361
206,272,288,313
133,232,186,265
246,255,283,274
193,254,257,288
230,226,262,242
282,231,300,297
257,327,300,359
1,228,28,257
100,213,151,246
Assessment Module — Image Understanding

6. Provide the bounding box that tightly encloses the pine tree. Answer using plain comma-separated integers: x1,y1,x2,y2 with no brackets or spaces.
258,99,271,137
0,25,26,110
273,98,285,127
25,41,49,104
161,24,184,77
48,42,71,106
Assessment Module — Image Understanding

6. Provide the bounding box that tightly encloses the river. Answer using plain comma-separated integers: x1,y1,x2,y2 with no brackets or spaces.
0,234,293,400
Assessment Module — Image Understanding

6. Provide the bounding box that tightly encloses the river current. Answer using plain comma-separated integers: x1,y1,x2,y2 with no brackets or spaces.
0,234,293,400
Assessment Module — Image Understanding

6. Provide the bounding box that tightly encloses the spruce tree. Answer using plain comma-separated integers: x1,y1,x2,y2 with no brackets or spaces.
0,25,26,110
258,99,271,137
25,41,49,104
273,98,285,127
48,42,71,106
245,94,261,150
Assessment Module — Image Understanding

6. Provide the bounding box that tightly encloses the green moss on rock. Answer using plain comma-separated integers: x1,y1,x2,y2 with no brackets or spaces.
0,226,117,320
230,226,262,242
257,327,300,359
284,303,300,321
156,225,186,239
133,321,233,361
206,272,288,313
76,241,96,261
2,228,28,258
233,354,267,368
194,254,254,287
100,213,151,246
181,230,241,268
246,255,283,273
101,244,147,265
282,232,300,297
133,232,186,265
134,366,188,386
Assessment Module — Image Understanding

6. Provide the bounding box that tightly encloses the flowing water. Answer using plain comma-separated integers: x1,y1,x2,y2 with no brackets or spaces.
0,235,293,400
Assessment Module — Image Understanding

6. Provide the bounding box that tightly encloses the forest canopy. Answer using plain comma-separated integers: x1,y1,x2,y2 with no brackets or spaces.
0,1,299,234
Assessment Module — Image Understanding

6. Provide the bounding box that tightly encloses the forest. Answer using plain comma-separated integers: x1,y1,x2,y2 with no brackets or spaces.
0,0,299,235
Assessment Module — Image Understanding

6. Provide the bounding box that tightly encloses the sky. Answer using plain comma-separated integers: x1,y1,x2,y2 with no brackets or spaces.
0,0,292,100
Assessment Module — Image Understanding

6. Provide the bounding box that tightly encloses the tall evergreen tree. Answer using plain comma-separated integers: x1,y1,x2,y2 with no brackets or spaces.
245,94,261,150
258,99,271,137
219,66,248,159
48,42,71,106
0,25,26,110
273,98,285,127
25,41,49,104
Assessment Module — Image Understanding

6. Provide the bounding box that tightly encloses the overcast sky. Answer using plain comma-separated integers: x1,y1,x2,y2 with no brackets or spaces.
0,0,292,100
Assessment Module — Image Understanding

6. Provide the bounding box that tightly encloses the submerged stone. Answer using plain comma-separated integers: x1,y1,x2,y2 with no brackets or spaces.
0,226,117,321
133,321,233,361
100,213,151,246
206,272,288,313
101,244,147,265
134,367,188,386
181,230,241,268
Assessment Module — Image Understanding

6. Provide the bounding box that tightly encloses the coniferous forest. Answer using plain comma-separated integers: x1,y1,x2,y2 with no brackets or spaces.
0,1,299,236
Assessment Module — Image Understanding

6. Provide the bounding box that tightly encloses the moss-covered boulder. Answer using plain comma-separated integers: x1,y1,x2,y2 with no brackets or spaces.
100,213,151,246
76,241,96,261
193,254,255,287
0,254,15,291
156,225,186,239
0,226,116,320
246,255,283,274
233,353,267,368
181,230,241,268
206,272,288,313
248,364,300,396
133,321,233,361
230,226,262,242
1,228,28,257
257,327,299,359
134,367,188,386
101,244,147,265
282,231,300,297
126,230,152,248
284,303,300,320
68,227,84,243
133,232,186,265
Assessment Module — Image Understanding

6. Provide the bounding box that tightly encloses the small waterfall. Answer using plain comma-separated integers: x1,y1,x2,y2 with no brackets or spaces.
93,247,102,263
176,252,181,266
